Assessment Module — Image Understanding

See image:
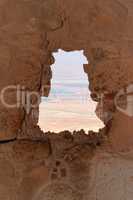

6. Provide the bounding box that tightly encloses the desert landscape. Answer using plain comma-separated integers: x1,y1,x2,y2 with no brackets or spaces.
39,49,104,133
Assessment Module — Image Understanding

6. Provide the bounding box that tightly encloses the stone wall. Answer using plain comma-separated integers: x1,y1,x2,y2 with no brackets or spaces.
0,0,133,199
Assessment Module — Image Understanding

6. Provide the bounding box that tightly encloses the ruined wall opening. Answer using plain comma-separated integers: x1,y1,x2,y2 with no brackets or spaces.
38,49,104,133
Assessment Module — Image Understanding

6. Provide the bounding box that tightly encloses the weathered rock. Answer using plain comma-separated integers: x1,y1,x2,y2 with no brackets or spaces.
0,0,132,199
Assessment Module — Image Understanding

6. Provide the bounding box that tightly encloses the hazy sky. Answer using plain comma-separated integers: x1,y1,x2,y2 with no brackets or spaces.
39,49,104,133
51,49,88,82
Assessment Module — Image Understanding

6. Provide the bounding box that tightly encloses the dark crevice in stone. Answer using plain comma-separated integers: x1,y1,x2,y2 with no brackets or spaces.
0,138,17,144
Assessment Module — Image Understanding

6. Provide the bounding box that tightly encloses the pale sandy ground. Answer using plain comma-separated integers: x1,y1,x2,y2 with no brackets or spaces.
38,100,104,133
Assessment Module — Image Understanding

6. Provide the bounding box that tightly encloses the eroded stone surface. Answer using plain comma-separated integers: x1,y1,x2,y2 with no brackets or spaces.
0,0,132,140
0,133,133,200
0,0,133,199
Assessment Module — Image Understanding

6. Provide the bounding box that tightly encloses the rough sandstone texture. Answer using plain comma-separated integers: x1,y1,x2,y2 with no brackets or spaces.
0,0,133,199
